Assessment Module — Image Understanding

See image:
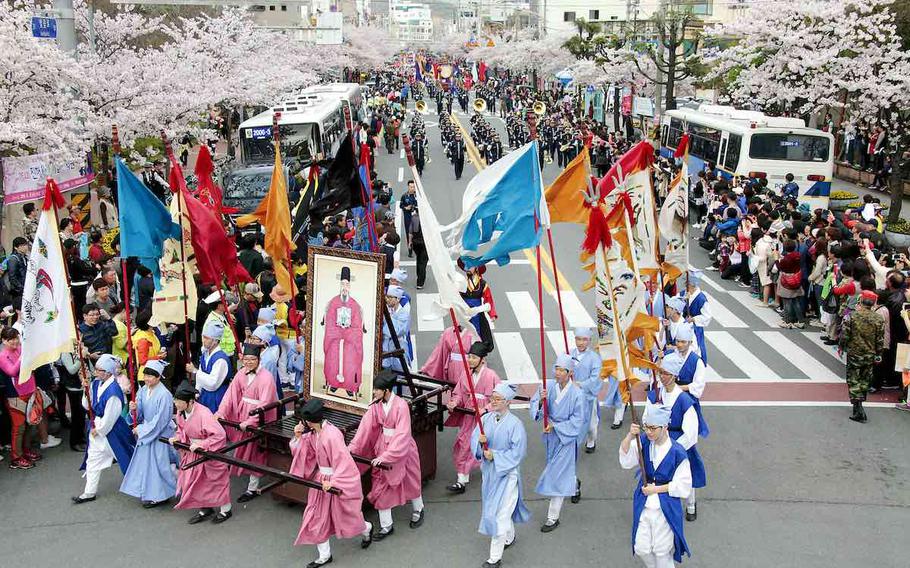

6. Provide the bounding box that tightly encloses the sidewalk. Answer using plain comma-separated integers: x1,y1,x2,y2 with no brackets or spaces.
832,169,910,215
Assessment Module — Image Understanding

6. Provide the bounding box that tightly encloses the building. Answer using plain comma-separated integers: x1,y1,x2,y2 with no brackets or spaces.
389,1,434,43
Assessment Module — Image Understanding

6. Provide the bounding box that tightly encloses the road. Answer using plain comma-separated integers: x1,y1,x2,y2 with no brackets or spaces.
1,106,907,568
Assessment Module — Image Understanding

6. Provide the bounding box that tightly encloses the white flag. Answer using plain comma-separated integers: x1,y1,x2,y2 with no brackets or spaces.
19,205,76,384
151,190,199,326
658,160,689,274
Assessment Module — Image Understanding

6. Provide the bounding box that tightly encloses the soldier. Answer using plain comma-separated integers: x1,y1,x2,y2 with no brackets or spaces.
451,132,466,180
840,290,885,423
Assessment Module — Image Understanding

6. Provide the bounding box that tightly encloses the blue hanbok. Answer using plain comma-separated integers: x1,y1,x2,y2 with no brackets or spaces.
529,380,585,496
648,390,707,489
571,347,605,442
286,345,306,393
120,384,178,502
197,348,231,413
80,379,135,475
382,303,412,373
683,292,709,364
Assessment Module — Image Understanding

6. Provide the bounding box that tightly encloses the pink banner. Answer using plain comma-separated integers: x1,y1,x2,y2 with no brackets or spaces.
2,152,94,204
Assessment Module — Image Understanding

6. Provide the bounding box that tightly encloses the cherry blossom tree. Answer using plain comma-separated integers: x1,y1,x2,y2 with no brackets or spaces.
470,30,575,77
339,25,398,70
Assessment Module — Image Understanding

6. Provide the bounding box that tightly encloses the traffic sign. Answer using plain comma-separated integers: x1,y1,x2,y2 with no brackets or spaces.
31,16,57,39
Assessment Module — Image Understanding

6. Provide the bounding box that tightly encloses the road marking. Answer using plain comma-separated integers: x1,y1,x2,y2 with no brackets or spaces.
753,331,842,382
546,330,575,355
397,166,404,182
400,148,405,160
552,290,596,329
701,292,747,328
410,334,419,370
494,332,539,384
536,240,573,291
706,330,782,380
698,272,724,292
727,291,781,327
521,247,557,294
705,365,724,381
506,291,543,329
415,294,445,332
399,260,416,266
802,332,845,364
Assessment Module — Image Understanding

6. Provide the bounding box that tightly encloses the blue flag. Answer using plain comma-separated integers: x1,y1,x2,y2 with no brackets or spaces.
443,142,544,268
115,157,181,288
415,58,423,83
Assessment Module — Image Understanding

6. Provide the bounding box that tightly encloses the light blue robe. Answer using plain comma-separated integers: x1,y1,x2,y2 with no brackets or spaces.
382,303,411,373
571,347,603,442
260,344,282,400
470,411,532,536
286,346,306,393
120,384,178,502
529,380,585,497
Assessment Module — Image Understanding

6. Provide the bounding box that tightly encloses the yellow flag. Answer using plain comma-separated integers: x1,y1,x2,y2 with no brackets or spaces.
545,151,592,224
237,141,295,293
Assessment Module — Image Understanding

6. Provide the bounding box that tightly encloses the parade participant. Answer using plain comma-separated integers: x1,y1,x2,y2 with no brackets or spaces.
287,342,306,394
321,266,366,397
202,290,236,357
445,341,500,494
421,323,479,386
659,297,695,355
619,402,692,568
682,270,711,364
381,286,412,374
348,370,424,540
451,132,466,180
664,324,708,405
121,360,178,507
247,323,282,402
290,399,373,568
470,382,531,567
530,353,586,531
840,290,885,423
569,327,620,455
185,319,232,413
400,182,418,255
171,381,233,525
460,262,497,349
649,356,706,523
388,268,412,306
215,343,279,503
73,354,136,504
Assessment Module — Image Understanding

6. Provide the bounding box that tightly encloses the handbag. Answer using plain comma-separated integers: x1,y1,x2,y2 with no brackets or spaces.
748,254,759,274
780,270,802,290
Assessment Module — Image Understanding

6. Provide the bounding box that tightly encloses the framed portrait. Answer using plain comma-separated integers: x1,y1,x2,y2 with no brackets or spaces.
304,246,385,415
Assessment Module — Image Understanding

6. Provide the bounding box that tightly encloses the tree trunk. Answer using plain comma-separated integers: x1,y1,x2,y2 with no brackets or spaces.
887,143,906,224
664,27,678,111
613,85,621,133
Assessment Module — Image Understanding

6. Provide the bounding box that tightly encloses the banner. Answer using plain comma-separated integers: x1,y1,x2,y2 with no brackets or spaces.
2,153,94,204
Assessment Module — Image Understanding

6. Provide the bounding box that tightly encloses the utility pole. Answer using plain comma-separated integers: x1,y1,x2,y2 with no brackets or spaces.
53,0,76,54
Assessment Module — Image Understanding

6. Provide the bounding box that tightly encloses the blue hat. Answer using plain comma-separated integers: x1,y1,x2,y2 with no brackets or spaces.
642,401,672,427
573,327,593,339
390,268,408,282
143,359,167,377
554,352,575,372
258,307,277,323
202,319,225,340
386,285,405,299
675,322,695,342
686,269,702,287
667,297,686,314
253,324,275,343
492,382,517,401
660,354,683,377
96,354,121,375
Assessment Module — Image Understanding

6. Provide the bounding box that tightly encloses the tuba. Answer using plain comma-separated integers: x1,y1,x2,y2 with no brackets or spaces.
439,64,453,79
473,98,487,113
415,100,428,114
533,101,546,115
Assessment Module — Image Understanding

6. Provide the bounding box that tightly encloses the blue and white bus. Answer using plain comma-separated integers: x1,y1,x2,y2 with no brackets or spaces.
659,104,834,208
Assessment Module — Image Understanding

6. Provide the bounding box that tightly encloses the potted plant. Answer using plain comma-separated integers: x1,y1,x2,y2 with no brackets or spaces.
829,190,859,210
885,218,910,249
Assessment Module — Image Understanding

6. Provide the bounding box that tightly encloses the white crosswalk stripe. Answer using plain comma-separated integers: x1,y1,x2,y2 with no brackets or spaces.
415,294,445,332
552,290,596,329
410,334,419,370
494,332,539,384
698,272,725,292
727,291,781,327
506,291,543,329
802,332,845,364
753,331,841,382
701,292,748,328
706,330,782,380
546,330,576,355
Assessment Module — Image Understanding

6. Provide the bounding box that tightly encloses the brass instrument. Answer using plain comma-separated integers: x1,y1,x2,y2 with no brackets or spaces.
533,101,546,115
473,98,487,113
415,100,428,114
439,64,453,79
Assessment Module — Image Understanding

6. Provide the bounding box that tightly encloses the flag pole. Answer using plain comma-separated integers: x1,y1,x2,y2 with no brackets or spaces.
111,127,140,424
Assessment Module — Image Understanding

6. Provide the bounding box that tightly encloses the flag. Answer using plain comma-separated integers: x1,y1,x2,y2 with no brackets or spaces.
19,179,76,384
598,141,659,273
450,113,486,169
194,144,235,216
478,61,487,82
116,156,181,287
471,62,478,83
659,134,690,281
415,57,423,83
236,138,295,293
151,188,199,326
307,134,362,223
544,150,593,225
291,164,321,246
443,141,543,268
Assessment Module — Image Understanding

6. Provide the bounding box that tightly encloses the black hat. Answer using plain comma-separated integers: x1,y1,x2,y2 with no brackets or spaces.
296,399,325,423
468,341,490,358
339,266,351,281
174,381,198,402
373,370,397,391
242,343,263,358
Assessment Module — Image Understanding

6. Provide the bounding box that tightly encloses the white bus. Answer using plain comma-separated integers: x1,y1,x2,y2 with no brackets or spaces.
659,104,835,208
300,83,367,128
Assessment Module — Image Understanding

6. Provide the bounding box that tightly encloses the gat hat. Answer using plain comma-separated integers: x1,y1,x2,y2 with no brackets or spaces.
339,266,353,282
492,382,517,401
573,327,593,339
554,352,575,372
390,268,408,282
242,343,263,358
642,401,672,427
143,359,167,377
96,354,121,375
468,341,491,358
244,283,264,300
374,370,397,391
202,319,225,340
252,324,275,344
667,297,686,314
675,323,695,343
386,285,405,299
297,399,325,423
174,381,198,402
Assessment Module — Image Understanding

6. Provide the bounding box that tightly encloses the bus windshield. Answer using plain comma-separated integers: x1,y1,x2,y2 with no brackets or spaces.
240,123,318,165
749,133,830,162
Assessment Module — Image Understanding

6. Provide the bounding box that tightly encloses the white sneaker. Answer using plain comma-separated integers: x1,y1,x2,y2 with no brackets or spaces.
41,436,62,449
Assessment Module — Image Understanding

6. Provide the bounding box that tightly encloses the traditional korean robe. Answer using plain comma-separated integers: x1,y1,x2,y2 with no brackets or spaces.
665,349,710,439
648,389,707,489
444,366,500,475
259,343,283,403
290,422,367,545
470,410,532,536
120,383,178,502
81,378,135,475
174,403,230,509
348,393,422,509
571,346,608,439
381,303,412,373
529,380,585,497
683,289,711,364
196,347,232,413
217,367,278,477
322,293,365,392
420,326,478,385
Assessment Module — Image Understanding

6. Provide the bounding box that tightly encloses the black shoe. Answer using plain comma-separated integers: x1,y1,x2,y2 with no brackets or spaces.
237,491,258,503
71,495,96,504
142,498,169,509
571,479,581,504
361,531,373,549
504,534,516,550
482,561,502,568
540,519,559,532
212,511,233,524
410,509,425,528
329,387,338,393
446,482,467,494
585,443,596,454
408,250,413,258
189,509,215,524
611,420,623,430
346,391,355,398
686,508,697,522
849,401,868,423
70,444,86,452
306,556,333,568
373,526,394,541
823,339,839,346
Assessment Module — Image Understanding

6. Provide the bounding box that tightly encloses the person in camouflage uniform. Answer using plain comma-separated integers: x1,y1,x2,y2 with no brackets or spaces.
840,290,885,423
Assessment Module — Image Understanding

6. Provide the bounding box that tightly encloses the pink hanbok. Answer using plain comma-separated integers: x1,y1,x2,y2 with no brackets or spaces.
444,366,500,476
216,367,278,477
420,326,478,386
348,394,421,509
322,295,366,391
290,422,367,545
174,403,230,509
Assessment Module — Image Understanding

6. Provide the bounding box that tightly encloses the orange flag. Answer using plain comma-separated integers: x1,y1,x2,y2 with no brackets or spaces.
237,141,295,293
544,150,592,224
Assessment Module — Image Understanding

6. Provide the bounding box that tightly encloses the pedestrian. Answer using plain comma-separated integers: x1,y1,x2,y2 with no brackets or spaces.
347,370,425,540
400,180,418,256
619,402,692,568
290,399,373,568
777,239,806,328
409,208,428,289
840,290,885,423
470,382,532,567
530,353,586,532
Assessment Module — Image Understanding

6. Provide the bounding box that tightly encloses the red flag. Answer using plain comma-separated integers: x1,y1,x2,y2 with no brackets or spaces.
478,61,487,82
194,145,237,215
167,156,251,287
674,133,690,158
43,178,65,211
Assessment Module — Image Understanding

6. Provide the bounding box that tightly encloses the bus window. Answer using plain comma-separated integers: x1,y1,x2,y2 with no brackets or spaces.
241,123,317,164
749,133,830,162
667,118,684,149
724,134,741,171
689,124,721,163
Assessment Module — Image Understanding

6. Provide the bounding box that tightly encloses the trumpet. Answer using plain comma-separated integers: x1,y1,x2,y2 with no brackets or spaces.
533,101,546,115
415,100,428,114
473,98,487,113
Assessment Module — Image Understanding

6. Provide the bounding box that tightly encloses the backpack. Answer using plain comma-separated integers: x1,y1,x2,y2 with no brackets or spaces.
780,270,802,290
